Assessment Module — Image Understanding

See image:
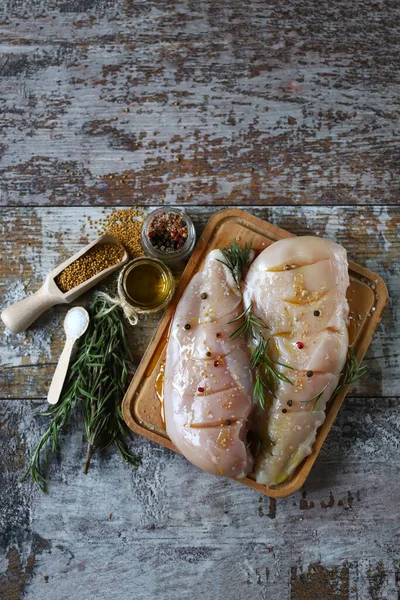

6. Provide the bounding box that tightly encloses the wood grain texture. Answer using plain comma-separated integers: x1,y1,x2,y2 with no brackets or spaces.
0,0,399,207
1,396,400,600
1,1,399,598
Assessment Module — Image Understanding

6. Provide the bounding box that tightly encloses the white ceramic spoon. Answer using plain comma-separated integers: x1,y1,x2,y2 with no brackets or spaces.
47,307,89,406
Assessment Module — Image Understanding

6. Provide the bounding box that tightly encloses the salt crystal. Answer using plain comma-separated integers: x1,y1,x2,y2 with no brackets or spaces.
64,307,89,338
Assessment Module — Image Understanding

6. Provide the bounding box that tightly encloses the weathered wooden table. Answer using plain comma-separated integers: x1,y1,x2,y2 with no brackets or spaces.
1,1,399,599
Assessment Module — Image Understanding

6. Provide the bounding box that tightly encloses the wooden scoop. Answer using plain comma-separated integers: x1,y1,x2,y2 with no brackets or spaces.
1,234,128,334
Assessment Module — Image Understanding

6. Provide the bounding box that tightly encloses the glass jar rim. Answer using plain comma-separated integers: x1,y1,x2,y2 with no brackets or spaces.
118,256,174,314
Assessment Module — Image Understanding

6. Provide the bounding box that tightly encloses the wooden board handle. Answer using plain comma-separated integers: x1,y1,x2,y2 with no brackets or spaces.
47,338,75,405
1,286,58,334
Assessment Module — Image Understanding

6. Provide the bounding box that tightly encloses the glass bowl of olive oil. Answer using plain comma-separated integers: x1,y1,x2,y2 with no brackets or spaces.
118,257,175,315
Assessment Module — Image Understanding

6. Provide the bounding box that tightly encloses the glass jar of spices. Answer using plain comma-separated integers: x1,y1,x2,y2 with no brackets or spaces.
141,208,196,270
118,257,175,317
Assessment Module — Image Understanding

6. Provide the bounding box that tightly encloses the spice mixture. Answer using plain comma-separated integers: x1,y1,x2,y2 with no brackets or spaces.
87,207,147,258
55,242,125,293
147,211,188,253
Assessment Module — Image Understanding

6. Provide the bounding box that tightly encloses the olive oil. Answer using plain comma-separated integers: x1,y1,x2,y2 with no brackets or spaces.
120,257,174,314
155,361,166,428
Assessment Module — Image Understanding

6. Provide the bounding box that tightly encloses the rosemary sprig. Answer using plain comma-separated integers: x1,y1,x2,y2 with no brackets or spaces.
256,434,272,457
228,303,293,409
255,341,294,400
253,375,268,410
20,394,76,493
252,429,276,457
217,240,252,287
301,347,368,413
228,303,269,340
21,294,140,492
300,383,329,413
331,346,368,400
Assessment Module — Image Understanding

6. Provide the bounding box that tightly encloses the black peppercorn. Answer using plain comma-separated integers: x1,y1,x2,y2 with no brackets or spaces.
206,351,212,357
200,292,208,299
225,420,231,426
184,323,191,330
306,370,314,378
148,212,189,253
314,310,320,317
282,408,288,413
287,400,293,407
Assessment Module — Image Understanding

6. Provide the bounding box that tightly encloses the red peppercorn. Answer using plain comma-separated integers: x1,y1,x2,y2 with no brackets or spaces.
197,386,205,393
147,211,189,253
214,360,219,367
216,332,222,338
296,341,304,349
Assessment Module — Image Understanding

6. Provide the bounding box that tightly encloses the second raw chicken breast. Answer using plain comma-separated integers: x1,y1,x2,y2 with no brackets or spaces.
244,236,349,486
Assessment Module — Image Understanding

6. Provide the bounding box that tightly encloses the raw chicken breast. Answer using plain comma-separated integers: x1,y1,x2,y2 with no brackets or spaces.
244,236,349,486
164,249,254,478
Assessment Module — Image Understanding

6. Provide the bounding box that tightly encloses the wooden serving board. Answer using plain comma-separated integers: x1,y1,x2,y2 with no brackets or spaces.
122,209,388,498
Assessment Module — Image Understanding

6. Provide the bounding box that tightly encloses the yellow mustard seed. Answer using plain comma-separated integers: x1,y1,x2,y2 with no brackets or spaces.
55,242,125,293
92,207,147,259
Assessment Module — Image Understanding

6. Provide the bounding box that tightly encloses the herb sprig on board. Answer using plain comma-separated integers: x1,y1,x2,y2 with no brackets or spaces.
228,303,294,409
332,347,368,399
301,348,368,413
217,240,253,287
21,294,140,493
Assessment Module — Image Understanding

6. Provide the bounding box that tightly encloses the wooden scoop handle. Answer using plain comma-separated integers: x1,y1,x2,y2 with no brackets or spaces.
47,337,75,405
1,286,58,334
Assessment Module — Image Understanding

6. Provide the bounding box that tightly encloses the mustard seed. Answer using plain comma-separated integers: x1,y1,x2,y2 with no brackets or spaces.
55,242,125,293
91,207,147,258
